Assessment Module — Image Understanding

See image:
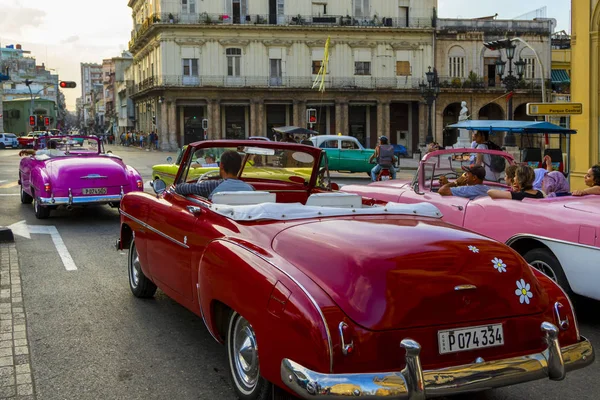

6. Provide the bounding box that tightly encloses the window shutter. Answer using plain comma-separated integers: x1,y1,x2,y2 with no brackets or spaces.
225,0,232,17
396,61,410,76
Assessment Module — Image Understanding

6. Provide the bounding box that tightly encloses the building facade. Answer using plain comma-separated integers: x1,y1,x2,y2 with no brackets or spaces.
128,0,436,151
569,1,600,189
111,52,134,136
0,44,61,132
435,18,553,148
80,63,103,131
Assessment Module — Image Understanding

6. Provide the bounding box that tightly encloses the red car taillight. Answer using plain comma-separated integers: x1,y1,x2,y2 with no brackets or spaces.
137,180,143,189
44,183,51,192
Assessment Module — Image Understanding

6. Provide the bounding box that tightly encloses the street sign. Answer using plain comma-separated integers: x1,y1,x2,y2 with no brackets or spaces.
526,102,583,116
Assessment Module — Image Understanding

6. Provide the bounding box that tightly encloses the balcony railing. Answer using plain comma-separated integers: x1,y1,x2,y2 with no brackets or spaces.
437,75,547,91
132,74,423,94
129,12,433,48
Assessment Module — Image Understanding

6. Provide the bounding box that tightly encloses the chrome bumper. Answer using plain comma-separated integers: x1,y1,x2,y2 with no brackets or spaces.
39,194,122,206
281,322,594,399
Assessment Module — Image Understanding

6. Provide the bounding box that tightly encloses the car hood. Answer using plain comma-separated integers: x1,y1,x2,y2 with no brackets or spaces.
45,156,130,188
272,218,548,331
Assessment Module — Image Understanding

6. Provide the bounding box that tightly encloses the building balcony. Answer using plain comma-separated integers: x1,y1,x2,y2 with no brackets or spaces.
128,12,434,51
131,74,424,95
437,75,547,92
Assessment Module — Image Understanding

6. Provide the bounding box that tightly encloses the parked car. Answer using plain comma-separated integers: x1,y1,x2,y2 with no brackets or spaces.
17,133,40,148
393,143,409,158
117,139,592,400
0,133,18,149
309,135,376,174
18,136,143,219
152,145,220,186
342,147,600,300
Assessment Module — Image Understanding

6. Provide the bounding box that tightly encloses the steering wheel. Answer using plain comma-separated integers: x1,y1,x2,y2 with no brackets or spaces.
198,170,221,181
317,167,332,191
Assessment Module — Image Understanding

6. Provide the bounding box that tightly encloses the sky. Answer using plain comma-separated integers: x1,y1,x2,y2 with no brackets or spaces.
0,0,570,111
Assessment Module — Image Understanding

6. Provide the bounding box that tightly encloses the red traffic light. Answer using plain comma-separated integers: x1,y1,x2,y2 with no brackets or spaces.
309,116,317,123
44,117,50,126
59,81,77,89
29,115,36,126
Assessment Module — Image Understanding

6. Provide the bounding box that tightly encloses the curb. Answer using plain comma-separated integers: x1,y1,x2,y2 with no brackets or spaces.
0,228,14,244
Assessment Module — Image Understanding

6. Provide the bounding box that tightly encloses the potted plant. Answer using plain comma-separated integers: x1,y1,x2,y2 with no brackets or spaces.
153,15,161,23
200,12,212,24
168,13,174,23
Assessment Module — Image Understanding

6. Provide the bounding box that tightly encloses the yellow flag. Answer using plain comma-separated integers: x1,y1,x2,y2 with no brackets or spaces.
312,36,330,93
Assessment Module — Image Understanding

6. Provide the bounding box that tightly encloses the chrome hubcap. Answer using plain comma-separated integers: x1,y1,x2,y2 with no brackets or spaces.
129,245,140,287
531,260,557,282
233,317,259,391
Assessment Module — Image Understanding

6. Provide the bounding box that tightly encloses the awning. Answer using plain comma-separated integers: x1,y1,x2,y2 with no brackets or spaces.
551,69,570,84
447,120,576,134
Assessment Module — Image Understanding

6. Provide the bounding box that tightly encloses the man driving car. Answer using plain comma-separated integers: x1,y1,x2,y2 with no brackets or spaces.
438,165,490,199
175,150,255,200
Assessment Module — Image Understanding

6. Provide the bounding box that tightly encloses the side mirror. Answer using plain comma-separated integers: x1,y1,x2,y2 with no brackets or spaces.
166,156,173,164
330,182,340,191
152,179,167,195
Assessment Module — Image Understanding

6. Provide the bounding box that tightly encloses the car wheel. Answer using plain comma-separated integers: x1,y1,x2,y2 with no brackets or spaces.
33,197,50,219
0,143,5,150
524,248,573,297
20,184,33,204
227,312,271,400
128,239,157,298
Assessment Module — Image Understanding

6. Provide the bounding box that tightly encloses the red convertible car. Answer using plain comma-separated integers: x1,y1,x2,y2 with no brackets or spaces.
117,140,592,399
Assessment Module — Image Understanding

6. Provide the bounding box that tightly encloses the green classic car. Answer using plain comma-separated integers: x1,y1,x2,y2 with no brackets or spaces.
308,135,376,174
152,146,220,186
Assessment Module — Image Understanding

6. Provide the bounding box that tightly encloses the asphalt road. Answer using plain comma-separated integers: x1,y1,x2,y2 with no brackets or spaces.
0,146,598,399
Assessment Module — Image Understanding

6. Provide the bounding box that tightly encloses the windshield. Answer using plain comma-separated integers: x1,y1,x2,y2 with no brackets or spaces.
178,146,316,185
35,136,101,155
417,151,512,187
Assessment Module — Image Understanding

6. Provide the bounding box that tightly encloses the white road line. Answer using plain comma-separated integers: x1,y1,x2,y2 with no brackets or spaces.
0,194,19,196
28,225,77,271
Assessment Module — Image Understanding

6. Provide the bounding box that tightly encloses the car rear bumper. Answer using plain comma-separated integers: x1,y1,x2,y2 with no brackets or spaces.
39,194,122,206
281,322,593,399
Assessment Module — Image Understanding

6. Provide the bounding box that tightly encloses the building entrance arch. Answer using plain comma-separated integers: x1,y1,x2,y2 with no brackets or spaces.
442,102,462,147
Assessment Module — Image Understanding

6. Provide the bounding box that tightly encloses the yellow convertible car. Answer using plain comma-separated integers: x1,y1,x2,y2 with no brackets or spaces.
152,145,313,186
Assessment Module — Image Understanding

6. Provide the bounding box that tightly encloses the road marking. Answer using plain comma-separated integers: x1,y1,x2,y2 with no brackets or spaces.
0,180,6,184
0,194,19,196
0,182,18,189
7,221,77,271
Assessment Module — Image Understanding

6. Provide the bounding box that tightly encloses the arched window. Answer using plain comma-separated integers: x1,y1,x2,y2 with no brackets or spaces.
448,46,466,78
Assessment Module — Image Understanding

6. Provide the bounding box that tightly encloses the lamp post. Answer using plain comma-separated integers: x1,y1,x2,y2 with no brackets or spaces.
486,40,526,147
419,66,440,144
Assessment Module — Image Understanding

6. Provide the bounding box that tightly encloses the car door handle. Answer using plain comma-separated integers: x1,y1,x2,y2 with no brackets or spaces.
187,206,203,215
451,204,464,211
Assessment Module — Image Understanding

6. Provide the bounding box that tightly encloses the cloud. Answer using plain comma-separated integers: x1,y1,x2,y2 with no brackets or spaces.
61,35,79,44
0,6,46,35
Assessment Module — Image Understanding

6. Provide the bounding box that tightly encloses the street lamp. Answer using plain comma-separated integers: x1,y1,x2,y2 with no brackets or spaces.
419,66,440,144
485,39,526,146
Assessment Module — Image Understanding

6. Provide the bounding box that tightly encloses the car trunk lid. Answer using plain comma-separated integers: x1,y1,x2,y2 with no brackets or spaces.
46,156,129,191
272,218,548,331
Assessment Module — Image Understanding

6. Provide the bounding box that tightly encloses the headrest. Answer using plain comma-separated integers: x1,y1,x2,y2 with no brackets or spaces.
306,192,363,208
211,191,276,205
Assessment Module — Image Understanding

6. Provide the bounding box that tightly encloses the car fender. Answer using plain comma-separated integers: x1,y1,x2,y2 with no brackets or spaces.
507,234,600,300
126,165,143,191
198,239,333,385
29,167,50,197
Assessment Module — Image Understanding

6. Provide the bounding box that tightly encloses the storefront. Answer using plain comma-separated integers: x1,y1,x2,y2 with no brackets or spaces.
182,106,206,144
265,104,289,139
223,104,249,140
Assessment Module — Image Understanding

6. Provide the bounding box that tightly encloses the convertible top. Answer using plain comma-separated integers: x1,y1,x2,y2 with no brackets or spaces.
447,120,577,134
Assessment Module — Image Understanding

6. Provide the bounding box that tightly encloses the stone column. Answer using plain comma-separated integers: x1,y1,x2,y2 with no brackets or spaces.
293,100,306,127
213,100,222,139
250,100,258,137
257,101,265,137
167,101,177,150
335,101,342,134
341,101,349,135
377,101,390,139
159,101,168,149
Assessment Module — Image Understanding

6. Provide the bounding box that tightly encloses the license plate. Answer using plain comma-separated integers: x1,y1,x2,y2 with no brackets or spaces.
82,188,107,195
381,175,390,181
438,324,504,354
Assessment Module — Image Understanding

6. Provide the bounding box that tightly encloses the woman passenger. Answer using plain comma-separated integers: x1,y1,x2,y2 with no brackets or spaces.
488,165,544,200
573,165,600,196
542,171,570,197
505,164,518,189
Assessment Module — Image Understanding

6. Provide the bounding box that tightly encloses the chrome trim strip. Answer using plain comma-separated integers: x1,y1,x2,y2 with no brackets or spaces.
120,210,189,249
454,285,477,291
224,240,334,373
281,328,594,399
80,174,108,179
39,195,122,205
506,233,600,252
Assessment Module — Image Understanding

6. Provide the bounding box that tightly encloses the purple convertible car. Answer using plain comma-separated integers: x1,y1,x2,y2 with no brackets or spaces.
18,136,143,219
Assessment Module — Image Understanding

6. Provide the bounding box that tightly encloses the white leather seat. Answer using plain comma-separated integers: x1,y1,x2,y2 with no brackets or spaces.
211,191,276,205
305,192,363,208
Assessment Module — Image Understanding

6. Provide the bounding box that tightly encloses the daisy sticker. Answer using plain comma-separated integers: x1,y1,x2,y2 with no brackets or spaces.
491,257,507,273
468,245,479,253
515,279,533,304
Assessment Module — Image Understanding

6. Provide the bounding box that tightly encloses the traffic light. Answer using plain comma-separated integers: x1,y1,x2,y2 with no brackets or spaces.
483,39,513,50
59,81,77,88
152,115,156,125
307,108,317,125
29,115,36,126
44,117,50,126
202,118,209,130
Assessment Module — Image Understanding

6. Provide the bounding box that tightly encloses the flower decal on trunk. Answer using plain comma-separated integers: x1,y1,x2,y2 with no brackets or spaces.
515,279,533,304
468,245,479,253
491,257,507,273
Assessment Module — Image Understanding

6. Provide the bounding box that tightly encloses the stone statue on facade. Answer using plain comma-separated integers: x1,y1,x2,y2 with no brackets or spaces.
454,101,472,148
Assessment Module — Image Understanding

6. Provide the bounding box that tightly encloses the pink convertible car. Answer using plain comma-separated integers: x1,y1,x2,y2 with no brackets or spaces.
343,148,600,301
18,136,143,219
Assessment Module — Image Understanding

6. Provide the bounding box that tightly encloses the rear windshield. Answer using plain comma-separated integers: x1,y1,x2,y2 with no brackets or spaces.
5,134,16,138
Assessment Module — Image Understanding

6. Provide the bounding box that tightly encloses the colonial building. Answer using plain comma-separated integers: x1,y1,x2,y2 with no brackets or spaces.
80,63,103,129
434,17,553,147
569,1,599,189
127,0,436,151
111,52,134,136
